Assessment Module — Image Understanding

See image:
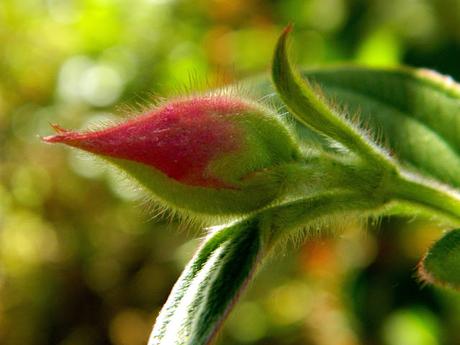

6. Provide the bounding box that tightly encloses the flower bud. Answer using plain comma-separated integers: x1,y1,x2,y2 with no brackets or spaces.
43,95,301,215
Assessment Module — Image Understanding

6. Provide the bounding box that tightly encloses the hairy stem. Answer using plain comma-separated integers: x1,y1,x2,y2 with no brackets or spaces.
391,173,460,225
258,190,384,250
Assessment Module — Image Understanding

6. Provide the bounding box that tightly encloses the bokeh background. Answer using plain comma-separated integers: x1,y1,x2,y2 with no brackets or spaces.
2,0,460,344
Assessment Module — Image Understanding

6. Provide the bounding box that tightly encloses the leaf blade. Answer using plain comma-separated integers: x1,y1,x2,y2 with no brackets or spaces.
419,229,460,290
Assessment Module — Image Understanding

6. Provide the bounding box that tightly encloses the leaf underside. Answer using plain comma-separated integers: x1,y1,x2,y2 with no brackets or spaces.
149,219,261,345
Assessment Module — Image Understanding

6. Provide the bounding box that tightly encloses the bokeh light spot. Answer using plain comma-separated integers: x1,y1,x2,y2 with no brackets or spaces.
79,64,124,107
382,308,440,345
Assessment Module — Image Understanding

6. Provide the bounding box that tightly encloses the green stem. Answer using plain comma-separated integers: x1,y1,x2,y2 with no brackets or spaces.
258,191,383,249
392,173,460,225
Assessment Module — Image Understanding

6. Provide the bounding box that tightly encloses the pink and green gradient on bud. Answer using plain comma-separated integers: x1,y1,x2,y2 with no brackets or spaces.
43,95,301,215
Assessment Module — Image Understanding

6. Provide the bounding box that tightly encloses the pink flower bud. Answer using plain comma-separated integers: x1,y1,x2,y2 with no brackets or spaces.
43,95,301,216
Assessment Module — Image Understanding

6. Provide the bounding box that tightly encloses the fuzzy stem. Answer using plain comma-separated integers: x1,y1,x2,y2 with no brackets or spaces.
392,173,460,225
258,191,383,250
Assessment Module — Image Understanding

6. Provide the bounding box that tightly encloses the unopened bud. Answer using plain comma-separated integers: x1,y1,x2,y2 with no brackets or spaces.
43,95,301,215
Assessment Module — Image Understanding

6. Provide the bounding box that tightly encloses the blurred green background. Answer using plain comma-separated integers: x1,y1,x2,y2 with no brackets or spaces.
2,0,460,344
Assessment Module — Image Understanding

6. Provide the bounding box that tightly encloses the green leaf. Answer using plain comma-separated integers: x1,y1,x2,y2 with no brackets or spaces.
419,229,460,289
148,219,262,345
254,66,460,188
